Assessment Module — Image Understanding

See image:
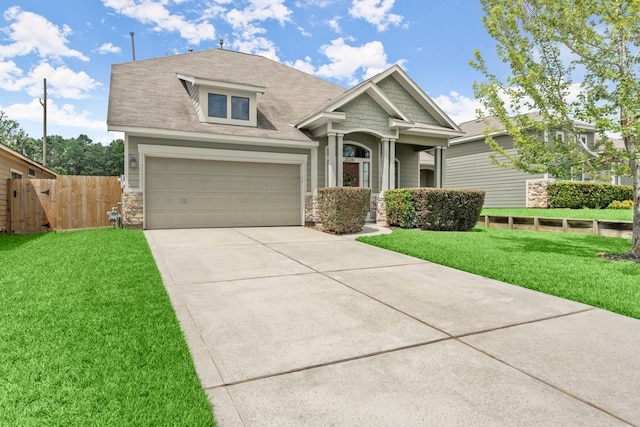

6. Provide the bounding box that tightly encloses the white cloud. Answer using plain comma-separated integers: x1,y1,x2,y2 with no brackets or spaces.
102,0,216,45
1,62,98,100
349,0,403,32
286,56,316,74
314,38,404,85
225,0,292,28
433,91,484,124
1,98,105,132
223,0,294,60
0,7,88,61
327,17,341,33
97,42,122,55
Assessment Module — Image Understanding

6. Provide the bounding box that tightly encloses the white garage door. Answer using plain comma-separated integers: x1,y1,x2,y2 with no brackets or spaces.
145,157,302,229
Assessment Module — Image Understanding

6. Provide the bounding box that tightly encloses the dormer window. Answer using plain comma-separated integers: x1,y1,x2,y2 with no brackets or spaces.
178,73,265,127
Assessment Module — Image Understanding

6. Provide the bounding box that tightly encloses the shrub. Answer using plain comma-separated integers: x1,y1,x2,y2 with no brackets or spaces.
384,189,415,228
607,200,634,210
317,187,371,234
548,181,633,209
384,188,485,231
413,189,485,231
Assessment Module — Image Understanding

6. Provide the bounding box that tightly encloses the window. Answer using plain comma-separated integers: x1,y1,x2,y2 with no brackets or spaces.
28,168,36,177
10,170,22,179
231,96,249,120
555,131,565,142
208,94,227,118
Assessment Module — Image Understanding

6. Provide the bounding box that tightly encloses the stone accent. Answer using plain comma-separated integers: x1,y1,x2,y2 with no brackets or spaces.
123,191,143,229
375,193,387,225
527,179,554,208
305,194,318,224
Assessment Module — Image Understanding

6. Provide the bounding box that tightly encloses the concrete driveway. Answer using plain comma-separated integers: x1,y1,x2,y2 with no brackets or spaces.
144,226,640,426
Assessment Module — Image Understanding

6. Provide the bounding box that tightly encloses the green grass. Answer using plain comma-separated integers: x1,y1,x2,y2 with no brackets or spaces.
481,207,633,221
358,228,640,319
0,229,215,426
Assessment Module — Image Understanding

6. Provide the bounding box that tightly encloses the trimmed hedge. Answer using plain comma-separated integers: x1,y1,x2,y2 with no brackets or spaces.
317,187,371,234
384,188,485,231
607,200,634,210
547,182,634,209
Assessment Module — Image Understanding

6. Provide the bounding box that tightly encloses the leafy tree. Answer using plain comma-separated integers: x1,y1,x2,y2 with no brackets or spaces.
471,0,640,259
0,110,42,161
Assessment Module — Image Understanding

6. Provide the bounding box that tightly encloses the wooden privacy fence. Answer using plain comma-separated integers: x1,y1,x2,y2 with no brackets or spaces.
9,176,122,234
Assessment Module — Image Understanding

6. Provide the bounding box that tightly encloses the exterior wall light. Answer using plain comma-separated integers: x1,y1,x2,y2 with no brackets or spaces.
129,154,138,168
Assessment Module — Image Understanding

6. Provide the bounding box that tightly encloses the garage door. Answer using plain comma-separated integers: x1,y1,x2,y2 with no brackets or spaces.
145,157,302,229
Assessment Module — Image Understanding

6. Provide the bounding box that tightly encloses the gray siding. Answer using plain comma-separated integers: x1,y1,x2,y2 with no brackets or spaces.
333,94,390,134
377,77,439,125
127,136,312,191
445,136,544,207
396,144,419,188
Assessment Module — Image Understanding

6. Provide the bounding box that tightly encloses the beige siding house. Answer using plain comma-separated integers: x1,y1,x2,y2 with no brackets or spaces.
1,143,57,232
107,48,462,229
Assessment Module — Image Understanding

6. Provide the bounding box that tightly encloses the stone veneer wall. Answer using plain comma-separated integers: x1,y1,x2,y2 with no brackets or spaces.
526,179,554,208
122,191,143,228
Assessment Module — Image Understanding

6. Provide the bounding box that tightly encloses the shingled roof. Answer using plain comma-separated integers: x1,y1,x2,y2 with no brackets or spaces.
107,49,347,142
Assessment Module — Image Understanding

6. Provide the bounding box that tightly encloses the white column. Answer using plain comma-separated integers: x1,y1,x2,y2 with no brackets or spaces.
435,146,446,188
337,134,344,187
328,133,336,187
311,146,317,193
389,139,396,189
381,138,390,192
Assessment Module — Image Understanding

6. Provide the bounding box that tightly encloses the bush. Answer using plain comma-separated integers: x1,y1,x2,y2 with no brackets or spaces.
607,200,634,210
383,189,415,228
317,187,371,234
384,188,485,231
548,181,634,209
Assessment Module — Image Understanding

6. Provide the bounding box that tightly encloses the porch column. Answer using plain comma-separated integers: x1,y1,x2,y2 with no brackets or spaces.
381,138,390,192
328,133,337,187
435,146,446,188
311,146,318,193
389,139,396,189
337,133,344,187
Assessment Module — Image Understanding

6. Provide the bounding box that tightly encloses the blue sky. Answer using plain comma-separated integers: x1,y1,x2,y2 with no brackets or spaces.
0,0,502,144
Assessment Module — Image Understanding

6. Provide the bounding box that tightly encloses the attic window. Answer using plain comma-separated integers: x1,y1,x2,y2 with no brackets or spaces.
208,94,227,118
231,96,249,120
28,168,36,177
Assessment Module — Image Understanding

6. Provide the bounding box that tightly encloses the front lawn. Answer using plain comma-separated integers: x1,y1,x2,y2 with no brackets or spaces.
481,207,633,221
358,228,640,319
0,229,215,426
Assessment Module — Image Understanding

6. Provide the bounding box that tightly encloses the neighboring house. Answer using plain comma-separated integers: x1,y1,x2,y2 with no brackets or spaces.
107,48,463,229
1,142,57,232
437,114,630,207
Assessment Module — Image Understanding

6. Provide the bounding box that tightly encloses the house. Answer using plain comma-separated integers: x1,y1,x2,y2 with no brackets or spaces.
1,142,57,232
107,48,463,229
438,114,631,207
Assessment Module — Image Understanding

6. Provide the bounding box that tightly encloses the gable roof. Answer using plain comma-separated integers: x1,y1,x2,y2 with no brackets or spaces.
296,65,463,138
1,142,57,176
107,49,346,142
453,112,596,144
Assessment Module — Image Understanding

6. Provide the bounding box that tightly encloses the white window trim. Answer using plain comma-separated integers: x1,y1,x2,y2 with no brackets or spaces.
9,168,23,179
197,86,258,127
555,131,565,142
326,141,372,188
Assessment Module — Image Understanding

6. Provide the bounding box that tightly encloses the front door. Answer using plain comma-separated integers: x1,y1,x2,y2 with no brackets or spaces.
343,162,359,187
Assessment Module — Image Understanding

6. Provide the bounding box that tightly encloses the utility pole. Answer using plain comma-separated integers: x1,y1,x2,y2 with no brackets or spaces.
39,78,47,166
130,32,136,61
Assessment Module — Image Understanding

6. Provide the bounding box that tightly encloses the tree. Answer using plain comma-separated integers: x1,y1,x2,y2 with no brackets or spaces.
0,111,42,161
471,0,640,260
